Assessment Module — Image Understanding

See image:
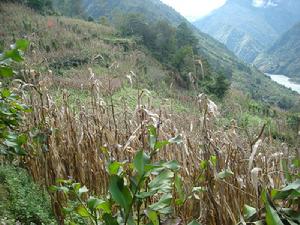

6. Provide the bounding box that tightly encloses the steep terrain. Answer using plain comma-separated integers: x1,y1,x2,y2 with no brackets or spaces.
49,0,299,109
254,22,300,80
1,2,300,225
193,0,300,63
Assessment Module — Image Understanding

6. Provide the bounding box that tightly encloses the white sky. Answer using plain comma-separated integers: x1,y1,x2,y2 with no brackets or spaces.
161,0,227,21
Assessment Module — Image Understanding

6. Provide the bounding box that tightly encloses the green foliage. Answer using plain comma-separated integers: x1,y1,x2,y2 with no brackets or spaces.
51,126,200,224
0,165,56,224
99,16,110,26
0,40,31,156
206,73,231,99
118,13,231,96
176,22,198,51
52,0,85,18
239,161,300,224
16,0,53,12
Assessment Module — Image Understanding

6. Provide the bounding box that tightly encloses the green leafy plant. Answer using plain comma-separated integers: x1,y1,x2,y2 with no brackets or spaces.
50,126,202,225
0,165,56,224
240,160,300,225
0,39,31,156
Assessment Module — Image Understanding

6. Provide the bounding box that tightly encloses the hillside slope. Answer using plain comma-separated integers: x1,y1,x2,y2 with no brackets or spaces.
193,0,300,63
254,22,300,79
49,0,300,108
0,2,299,110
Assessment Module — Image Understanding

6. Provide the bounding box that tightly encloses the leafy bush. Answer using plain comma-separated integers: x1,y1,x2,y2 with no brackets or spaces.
0,39,31,157
0,165,56,224
240,160,300,224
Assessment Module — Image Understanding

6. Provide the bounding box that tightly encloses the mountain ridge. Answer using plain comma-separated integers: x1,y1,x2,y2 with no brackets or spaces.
254,22,300,79
193,0,300,63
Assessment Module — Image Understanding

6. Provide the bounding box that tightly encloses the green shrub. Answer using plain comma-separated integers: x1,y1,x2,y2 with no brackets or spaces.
0,165,56,225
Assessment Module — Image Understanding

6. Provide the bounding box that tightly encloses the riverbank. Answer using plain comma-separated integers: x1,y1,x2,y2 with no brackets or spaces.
290,77,300,85
265,74,300,94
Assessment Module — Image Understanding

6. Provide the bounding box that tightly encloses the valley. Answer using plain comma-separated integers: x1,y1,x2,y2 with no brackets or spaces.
266,74,300,94
0,1,299,225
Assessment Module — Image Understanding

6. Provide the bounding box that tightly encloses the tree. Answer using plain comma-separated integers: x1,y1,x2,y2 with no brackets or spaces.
176,22,198,51
151,20,176,62
99,16,110,26
208,73,231,99
26,0,53,12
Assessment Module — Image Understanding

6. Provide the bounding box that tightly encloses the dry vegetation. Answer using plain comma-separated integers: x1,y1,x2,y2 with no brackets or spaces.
1,3,300,225
0,3,168,94
16,74,298,224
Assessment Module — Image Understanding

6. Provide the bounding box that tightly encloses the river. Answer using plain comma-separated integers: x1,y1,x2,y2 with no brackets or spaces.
266,74,300,94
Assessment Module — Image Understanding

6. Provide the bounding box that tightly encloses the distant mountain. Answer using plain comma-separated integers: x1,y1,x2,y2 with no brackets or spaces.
193,0,300,63
254,22,300,78
82,0,185,25
51,0,299,107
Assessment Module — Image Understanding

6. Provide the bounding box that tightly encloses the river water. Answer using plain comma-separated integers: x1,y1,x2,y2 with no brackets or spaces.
266,74,300,94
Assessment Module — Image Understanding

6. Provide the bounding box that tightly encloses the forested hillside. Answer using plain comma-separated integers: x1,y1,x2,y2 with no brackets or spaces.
194,0,300,63
254,22,300,80
48,0,300,109
0,1,300,225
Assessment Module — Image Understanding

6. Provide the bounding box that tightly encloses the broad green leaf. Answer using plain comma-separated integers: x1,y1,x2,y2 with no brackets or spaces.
187,220,202,225
149,193,172,213
149,170,174,191
133,150,150,176
72,183,81,193
109,175,132,213
175,174,185,204
0,65,13,78
79,186,89,195
243,205,257,220
217,169,234,179
210,155,217,167
15,39,29,51
146,209,159,225
1,89,11,98
108,161,122,175
273,180,300,200
48,185,58,192
16,134,27,145
200,160,208,170
102,213,119,225
87,197,111,213
76,205,90,218
162,160,180,171
57,186,69,193
154,140,169,150
4,49,23,62
136,190,156,198
3,140,18,147
282,208,300,222
292,159,300,168
265,193,284,225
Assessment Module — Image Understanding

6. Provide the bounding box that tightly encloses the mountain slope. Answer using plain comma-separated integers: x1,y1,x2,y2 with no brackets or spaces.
8,0,299,109
193,0,300,63
254,22,300,79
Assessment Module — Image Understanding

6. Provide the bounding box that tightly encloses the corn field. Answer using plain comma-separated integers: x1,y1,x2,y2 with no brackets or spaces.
10,73,299,225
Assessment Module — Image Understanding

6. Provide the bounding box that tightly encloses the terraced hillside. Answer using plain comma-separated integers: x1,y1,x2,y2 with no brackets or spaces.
5,1,298,110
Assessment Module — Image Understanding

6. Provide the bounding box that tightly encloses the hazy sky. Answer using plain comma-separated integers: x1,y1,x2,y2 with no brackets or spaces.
161,0,227,21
